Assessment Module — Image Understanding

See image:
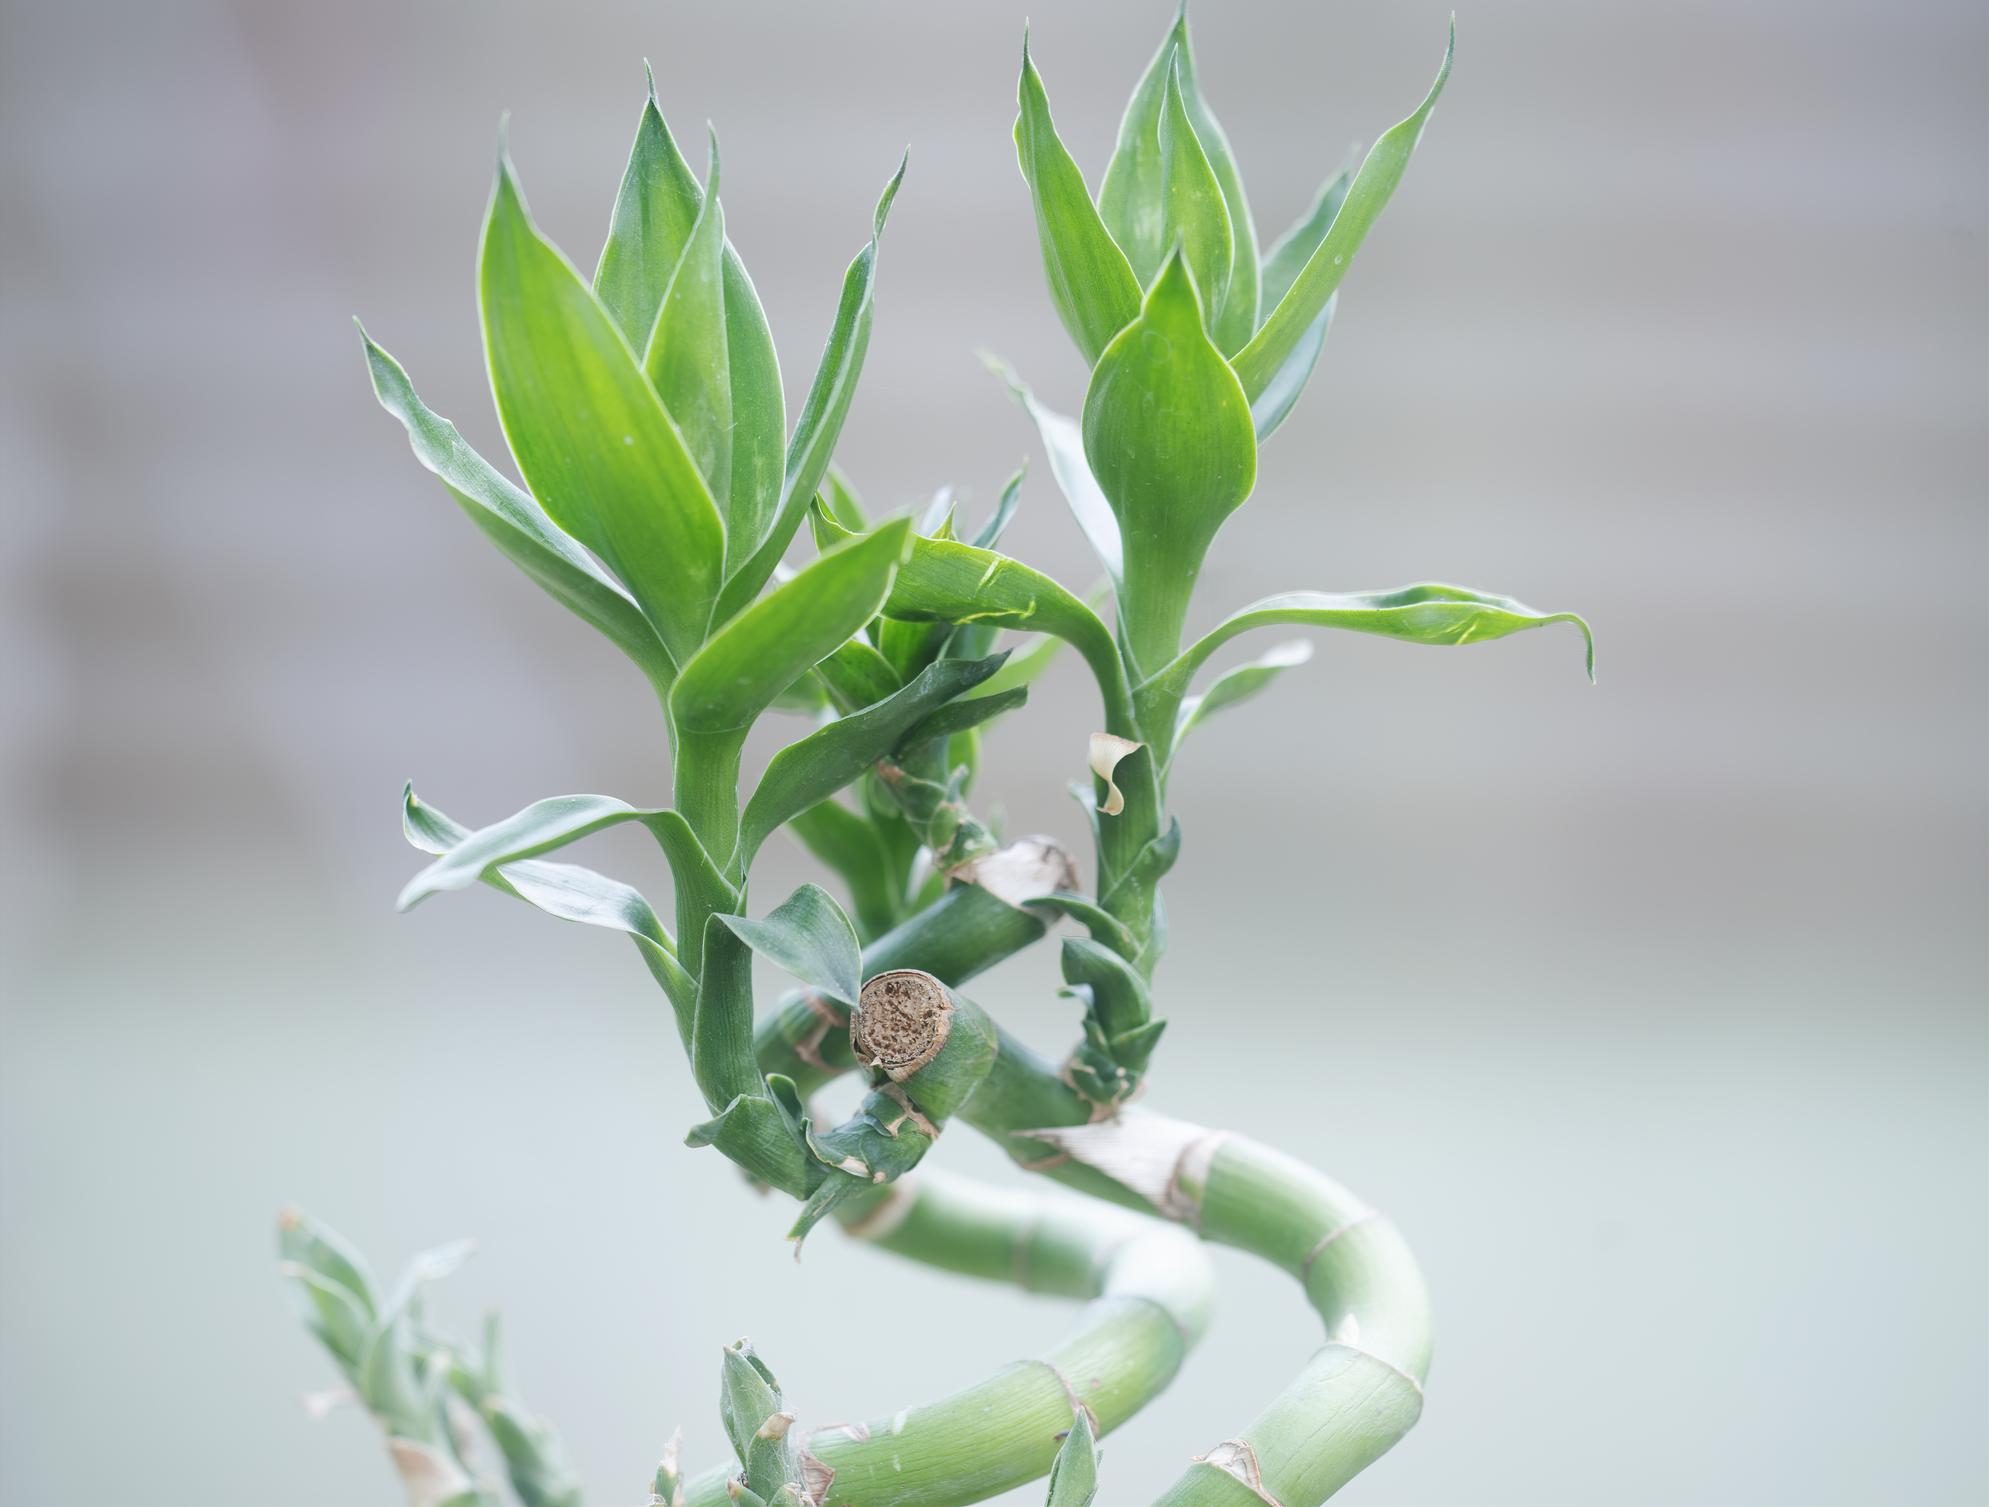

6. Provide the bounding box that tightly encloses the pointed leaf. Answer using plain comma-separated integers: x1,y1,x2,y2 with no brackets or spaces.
402,785,696,1044
1171,7,1262,353
814,509,1127,717
960,628,1064,703
595,80,787,568
1045,1408,1099,1507
815,636,904,712
971,466,1026,552
1261,164,1354,311
1081,251,1255,673
737,652,1009,870
1231,25,1453,405
481,151,724,666
718,157,906,621
985,354,1122,588
396,793,737,932
1138,584,1596,727
643,131,733,514
593,68,703,347
1014,31,1143,365
1249,165,1353,439
718,884,862,1006
1171,639,1313,762
1158,55,1233,336
672,519,913,735
361,331,673,689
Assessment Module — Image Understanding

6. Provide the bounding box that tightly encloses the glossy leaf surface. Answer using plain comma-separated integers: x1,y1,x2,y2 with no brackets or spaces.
816,510,1126,720
737,652,1009,871
1170,639,1312,768
1157,58,1233,338
360,331,674,690
1231,25,1453,404
1140,584,1597,721
480,153,724,666
672,519,912,734
1250,164,1353,439
717,883,862,1006
718,158,906,620
642,133,733,520
1081,251,1256,673
1014,32,1142,365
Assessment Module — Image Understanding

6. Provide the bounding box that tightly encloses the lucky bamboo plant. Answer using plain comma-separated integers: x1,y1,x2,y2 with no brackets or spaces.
282,10,1591,1505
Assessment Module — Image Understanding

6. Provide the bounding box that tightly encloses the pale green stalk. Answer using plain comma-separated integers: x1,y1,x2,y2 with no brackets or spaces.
680,1170,1215,1507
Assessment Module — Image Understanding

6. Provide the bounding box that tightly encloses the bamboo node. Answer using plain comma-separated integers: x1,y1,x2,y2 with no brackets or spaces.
851,969,952,1079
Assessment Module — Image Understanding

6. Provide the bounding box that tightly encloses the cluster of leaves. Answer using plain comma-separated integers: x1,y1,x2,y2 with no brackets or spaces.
278,1211,580,1507
294,8,1592,1503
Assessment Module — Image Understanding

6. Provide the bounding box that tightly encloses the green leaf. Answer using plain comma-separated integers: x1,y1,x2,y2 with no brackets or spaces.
277,1208,381,1319
672,519,913,735
985,355,1122,589
1097,34,1173,285
816,636,904,712
970,466,1026,552
359,331,675,690
642,130,734,524
899,686,1027,748
1014,30,1143,365
1023,891,1139,961
1081,249,1256,674
718,883,862,1006
282,1263,373,1374
816,509,1128,721
480,148,724,667
1249,163,1353,440
1044,1408,1099,1507
1261,163,1354,312
1171,639,1313,765
786,799,899,941
1231,23,1453,406
1138,583,1596,731
1170,7,1262,354
396,794,738,935
737,652,1009,872
401,785,697,1043
593,66,702,347
960,628,1064,703
1099,9,1259,353
1157,55,1233,340
402,784,672,951
717,156,906,622
820,465,869,532
595,78,788,569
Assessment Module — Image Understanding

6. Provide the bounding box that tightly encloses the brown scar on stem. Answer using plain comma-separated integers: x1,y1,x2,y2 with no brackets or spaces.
850,969,953,1079
1194,1438,1284,1507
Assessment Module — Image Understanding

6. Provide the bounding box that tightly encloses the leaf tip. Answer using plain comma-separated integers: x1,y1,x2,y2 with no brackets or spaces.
873,152,908,239
641,57,658,106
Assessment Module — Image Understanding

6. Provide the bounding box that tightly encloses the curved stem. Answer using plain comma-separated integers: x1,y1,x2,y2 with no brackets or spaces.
1021,1115,1433,1507
680,1169,1215,1507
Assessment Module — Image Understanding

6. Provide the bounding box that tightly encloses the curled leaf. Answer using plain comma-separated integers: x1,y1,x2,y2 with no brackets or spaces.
1088,733,1145,818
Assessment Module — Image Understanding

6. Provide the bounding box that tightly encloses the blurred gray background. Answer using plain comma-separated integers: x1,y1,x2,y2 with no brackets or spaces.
3,0,1984,1502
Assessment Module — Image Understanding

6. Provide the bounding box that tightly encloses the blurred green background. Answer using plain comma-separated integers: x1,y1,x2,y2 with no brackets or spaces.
3,1,1984,1502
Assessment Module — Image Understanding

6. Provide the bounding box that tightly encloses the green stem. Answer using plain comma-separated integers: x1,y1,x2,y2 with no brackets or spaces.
1027,1115,1434,1506
672,725,744,880
680,1169,1215,1507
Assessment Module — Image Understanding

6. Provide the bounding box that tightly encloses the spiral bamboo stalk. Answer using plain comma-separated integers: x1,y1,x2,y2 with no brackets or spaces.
678,1170,1215,1507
